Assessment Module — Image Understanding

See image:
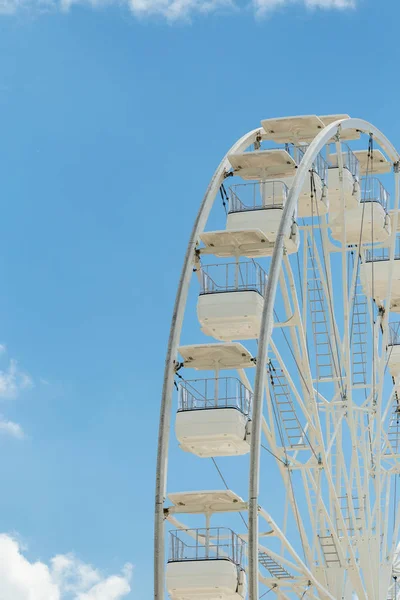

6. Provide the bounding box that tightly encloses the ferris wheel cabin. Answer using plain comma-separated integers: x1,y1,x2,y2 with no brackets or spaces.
175,344,254,457
228,142,328,218
166,492,247,600
196,261,267,341
327,146,392,244
361,236,400,310
166,528,247,600
387,323,400,383
326,144,361,214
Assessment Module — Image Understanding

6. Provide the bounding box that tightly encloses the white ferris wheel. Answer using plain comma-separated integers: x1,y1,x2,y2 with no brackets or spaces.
154,115,400,600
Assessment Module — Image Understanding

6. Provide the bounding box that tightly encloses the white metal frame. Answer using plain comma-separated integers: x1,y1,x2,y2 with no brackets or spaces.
155,117,400,600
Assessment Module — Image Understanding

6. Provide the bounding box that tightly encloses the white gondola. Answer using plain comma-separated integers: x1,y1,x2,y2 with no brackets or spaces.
330,202,391,244
226,181,299,253
197,261,266,341
200,180,298,258
175,376,251,457
175,345,253,457
283,171,328,217
228,146,328,217
326,144,361,214
387,323,400,380
361,238,400,310
330,177,391,244
166,527,247,600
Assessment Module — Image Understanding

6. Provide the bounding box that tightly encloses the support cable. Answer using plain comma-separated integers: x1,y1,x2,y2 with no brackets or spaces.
211,457,248,529
219,183,229,215
300,583,312,599
296,250,304,309
364,137,376,470
259,585,276,598
261,443,288,466
369,135,377,407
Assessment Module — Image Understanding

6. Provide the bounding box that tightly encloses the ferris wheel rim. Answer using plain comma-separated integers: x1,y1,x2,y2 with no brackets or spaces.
154,125,263,600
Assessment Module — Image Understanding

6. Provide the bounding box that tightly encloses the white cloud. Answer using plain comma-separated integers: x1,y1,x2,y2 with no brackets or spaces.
0,0,356,18
77,572,132,600
0,351,33,440
0,535,60,599
61,0,232,18
305,0,355,6
0,534,132,600
254,0,355,15
0,358,33,400
0,416,24,438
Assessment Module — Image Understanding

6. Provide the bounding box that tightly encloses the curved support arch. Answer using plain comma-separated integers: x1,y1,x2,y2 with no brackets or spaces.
248,118,400,600
154,126,262,600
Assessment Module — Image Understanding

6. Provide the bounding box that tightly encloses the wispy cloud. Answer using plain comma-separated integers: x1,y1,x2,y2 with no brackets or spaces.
0,0,357,19
253,0,355,15
0,350,33,440
0,417,24,439
0,534,132,600
60,0,233,17
0,358,33,400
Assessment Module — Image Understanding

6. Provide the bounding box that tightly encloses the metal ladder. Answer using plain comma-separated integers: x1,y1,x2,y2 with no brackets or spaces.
336,494,361,537
307,240,335,381
351,270,368,386
258,551,293,579
387,400,400,454
318,534,341,567
268,358,307,449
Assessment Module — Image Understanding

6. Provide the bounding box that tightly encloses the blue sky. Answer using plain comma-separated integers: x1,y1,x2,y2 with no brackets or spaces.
0,0,398,597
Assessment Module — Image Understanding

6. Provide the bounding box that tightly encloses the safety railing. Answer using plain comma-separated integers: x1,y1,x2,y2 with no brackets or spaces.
200,261,267,296
178,377,252,415
389,323,400,346
365,236,400,262
328,143,360,179
291,144,328,183
169,528,246,566
360,177,390,212
229,181,288,212
342,143,360,179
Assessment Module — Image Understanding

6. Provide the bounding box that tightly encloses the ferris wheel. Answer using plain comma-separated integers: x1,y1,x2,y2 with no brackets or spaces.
154,115,400,600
